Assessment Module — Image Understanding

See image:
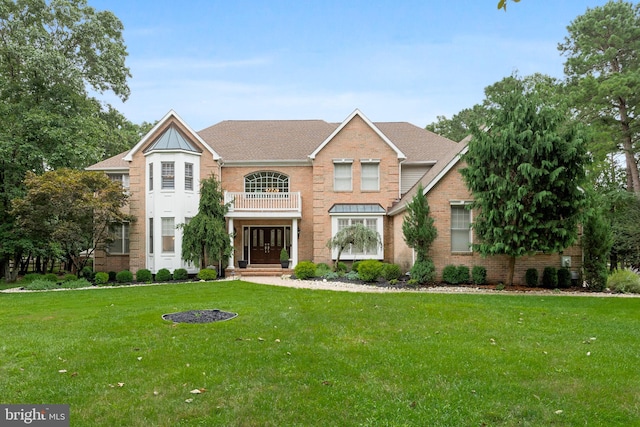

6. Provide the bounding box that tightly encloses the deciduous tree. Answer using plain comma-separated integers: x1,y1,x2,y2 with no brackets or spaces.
11,169,131,277
326,224,381,271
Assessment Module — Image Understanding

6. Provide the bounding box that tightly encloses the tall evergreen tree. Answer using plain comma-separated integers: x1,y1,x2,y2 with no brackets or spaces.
180,176,232,271
559,1,640,193
461,75,588,285
402,184,437,262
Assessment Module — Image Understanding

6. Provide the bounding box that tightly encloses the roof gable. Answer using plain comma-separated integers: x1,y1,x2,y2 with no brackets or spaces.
124,110,219,162
308,109,406,160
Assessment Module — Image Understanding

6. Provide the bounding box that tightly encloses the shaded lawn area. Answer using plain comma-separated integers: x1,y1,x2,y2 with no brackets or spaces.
0,281,639,426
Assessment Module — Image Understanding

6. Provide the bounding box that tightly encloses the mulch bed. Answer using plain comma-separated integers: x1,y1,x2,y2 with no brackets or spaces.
162,309,237,324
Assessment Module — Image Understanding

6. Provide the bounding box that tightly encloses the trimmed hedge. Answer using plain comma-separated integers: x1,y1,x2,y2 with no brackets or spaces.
174,268,189,280
409,259,436,284
95,272,109,285
116,270,133,284
357,260,384,282
525,268,539,287
557,267,572,289
382,263,402,281
542,267,558,289
471,266,487,285
197,268,217,281
136,269,152,283
294,261,316,280
155,268,172,282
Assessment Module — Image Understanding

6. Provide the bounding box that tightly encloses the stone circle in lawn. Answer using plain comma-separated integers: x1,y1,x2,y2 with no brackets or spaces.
162,309,237,324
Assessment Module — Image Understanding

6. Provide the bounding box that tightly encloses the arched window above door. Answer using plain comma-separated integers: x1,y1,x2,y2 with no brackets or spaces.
244,171,289,193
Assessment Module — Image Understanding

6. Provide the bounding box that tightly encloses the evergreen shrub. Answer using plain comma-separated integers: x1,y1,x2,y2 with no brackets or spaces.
409,259,436,284
136,269,152,283
471,266,487,285
557,267,572,288
294,261,316,280
542,267,558,289
95,272,109,285
155,268,172,282
174,268,189,280
116,270,133,284
442,265,458,284
357,260,384,282
455,265,470,284
197,268,217,281
382,263,402,281
607,269,640,294
525,268,539,287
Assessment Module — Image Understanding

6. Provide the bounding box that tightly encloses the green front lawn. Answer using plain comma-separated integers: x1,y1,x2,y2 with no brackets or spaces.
1,281,639,426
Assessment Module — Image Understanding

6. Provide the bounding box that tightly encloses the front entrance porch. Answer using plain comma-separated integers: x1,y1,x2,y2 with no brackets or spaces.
226,263,294,278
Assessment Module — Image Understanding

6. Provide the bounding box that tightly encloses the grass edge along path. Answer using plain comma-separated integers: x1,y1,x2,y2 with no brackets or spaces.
1,280,639,426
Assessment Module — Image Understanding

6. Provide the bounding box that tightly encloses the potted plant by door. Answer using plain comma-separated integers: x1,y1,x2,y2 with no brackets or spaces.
280,248,290,268
238,260,248,269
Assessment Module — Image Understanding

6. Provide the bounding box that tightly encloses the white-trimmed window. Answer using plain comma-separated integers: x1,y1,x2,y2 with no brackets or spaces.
451,204,472,252
185,163,194,191
161,217,175,253
148,218,154,254
108,223,130,254
161,162,175,189
244,171,289,193
360,160,380,191
334,160,353,191
329,216,383,259
149,163,154,191
107,173,130,190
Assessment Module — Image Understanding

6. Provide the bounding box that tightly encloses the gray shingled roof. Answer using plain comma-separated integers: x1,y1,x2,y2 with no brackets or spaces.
197,120,457,163
85,150,130,170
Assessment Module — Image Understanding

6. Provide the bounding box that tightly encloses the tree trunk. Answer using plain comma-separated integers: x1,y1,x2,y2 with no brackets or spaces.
507,255,516,286
617,99,640,193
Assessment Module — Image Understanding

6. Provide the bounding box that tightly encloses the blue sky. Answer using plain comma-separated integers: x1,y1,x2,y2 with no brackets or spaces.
91,0,611,131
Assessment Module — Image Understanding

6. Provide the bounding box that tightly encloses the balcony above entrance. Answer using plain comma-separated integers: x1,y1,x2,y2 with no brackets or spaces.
224,191,302,218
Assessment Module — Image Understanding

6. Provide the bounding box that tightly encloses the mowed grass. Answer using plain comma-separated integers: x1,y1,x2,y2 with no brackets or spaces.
1,281,639,426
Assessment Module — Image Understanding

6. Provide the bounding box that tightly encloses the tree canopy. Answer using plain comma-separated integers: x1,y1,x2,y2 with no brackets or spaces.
559,0,640,193
0,0,134,279
11,169,131,278
460,75,588,285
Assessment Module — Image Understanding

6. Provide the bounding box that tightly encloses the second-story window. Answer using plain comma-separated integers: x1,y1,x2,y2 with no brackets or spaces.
244,171,289,193
333,160,353,191
161,162,174,189
107,173,130,190
360,160,380,191
185,163,194,191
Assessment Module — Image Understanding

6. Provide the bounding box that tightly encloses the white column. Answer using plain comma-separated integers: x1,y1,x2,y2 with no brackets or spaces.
228,218,235,270
291,218,299,268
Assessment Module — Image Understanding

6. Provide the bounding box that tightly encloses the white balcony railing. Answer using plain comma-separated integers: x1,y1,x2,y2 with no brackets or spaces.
224,191,301,213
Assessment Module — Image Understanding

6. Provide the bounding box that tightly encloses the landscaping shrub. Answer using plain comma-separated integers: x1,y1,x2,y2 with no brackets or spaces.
442,265,458,284
197,268,217,281
542,267,558,289
357,260,384,282
116,270,133,284
607,269,640,294
108,271,117,282
63,274,77,282
382,263,402,281
136,269,152,283
344,271,359,280
23,279,58,290
472,265,487,285
294,261,316,280
455,265,470,284
61,279,91,289
94,272,109,285
173,268,189,280
351,261,361,273
21,273,42,283
44,273,58,282
525,268,539,287
155,268,172,282
335,262,348,273
315,263,332,277
557,267,572,289
81,266,95,281
409,259,436,284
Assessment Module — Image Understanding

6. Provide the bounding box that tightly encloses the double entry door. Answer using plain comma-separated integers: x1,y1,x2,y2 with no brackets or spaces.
248,226,288,264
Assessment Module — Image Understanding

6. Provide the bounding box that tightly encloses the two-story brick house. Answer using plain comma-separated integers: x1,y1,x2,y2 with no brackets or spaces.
87,108,582,284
